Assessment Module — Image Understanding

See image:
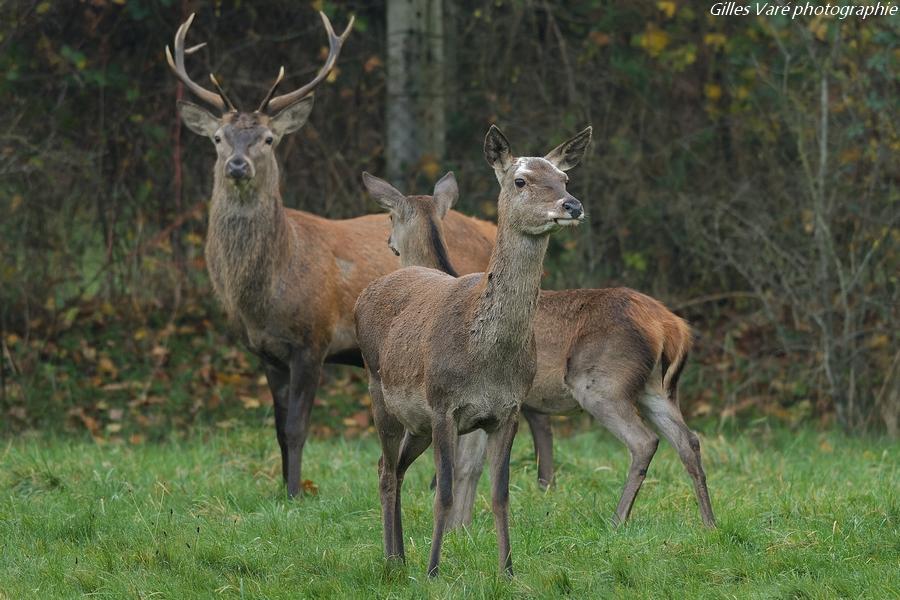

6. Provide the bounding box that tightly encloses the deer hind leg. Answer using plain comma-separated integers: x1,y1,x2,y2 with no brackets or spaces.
427,413,458,577
393,431,432,558
447,430,488,530
486,414,519,576
575,377,659,526
370,377,405,560
639,391,716,528
522,407,554,489
283,350,322,498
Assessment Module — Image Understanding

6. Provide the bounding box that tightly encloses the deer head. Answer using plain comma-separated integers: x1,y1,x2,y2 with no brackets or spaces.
167,12,354,192
484,125,591,235
361,171,458,273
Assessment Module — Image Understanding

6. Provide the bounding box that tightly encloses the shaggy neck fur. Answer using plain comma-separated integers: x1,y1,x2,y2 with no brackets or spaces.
207,158,288,320
471,189,549,355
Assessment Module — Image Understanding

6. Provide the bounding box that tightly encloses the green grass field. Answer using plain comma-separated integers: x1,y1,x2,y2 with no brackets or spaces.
1,424,897,598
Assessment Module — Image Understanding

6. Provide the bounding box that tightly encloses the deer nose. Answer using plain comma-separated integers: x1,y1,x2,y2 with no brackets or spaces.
562,198,583,219
226,157,250,180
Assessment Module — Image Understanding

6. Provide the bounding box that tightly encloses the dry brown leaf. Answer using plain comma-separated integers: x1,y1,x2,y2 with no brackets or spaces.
350,410,370,428
97,356,118,378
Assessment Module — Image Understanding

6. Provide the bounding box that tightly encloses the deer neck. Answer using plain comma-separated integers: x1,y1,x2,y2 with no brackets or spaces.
401,217,458,277
470,206,548,354
206,171,290,318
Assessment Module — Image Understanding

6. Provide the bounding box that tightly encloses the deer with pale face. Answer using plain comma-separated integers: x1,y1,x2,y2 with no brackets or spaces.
371,148,717,533
354,125,589,576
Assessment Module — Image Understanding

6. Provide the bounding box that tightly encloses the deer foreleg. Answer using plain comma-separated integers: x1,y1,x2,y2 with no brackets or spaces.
283,349,322,498
427,414,458,577
264,364,291,485
487,414,519,577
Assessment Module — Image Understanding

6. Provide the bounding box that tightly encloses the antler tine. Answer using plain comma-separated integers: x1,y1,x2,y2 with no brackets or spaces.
209,74,238,112
263,11,355,114
165,13,227,112
256,66,285,113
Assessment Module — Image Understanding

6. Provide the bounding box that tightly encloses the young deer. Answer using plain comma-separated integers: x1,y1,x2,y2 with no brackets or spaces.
167,13,496,497
368,168,717,531
354,125,590,576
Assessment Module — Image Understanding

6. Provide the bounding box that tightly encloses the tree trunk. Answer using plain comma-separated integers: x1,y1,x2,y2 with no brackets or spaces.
386,0,445,186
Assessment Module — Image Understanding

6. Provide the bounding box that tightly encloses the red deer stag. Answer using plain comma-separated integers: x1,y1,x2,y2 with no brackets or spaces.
369,165,716,530
166,12,496,497
354,125,590,576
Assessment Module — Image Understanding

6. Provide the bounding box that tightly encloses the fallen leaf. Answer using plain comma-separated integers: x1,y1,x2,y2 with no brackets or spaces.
151,345,169,362
102,381,144,392
350,410,370,428
302,479,319,495
97,356,118,378
68,407,101,435
7,406,27,420
216,373,245,386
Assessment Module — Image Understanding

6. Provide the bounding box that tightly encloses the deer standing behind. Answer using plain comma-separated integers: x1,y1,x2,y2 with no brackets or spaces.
365,169,717,530
166,13,496,498
354,125,590,576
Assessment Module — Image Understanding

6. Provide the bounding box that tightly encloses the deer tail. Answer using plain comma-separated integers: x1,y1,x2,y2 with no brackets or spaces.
661,318,693,408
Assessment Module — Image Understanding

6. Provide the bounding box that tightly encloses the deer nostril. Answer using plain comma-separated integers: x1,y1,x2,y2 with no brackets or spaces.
226,157,250,179
562,199,583,219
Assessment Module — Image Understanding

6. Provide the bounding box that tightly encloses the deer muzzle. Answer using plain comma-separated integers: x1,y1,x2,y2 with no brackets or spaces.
552,196,584,225
226,156,252,181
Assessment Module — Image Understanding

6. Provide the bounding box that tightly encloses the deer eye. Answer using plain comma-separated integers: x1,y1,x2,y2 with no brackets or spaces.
214,135,221,144
265,136,274,145
514,178,526,188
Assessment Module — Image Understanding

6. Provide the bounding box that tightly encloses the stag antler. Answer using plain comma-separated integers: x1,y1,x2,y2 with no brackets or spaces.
259,11,355,114
165,13,237,112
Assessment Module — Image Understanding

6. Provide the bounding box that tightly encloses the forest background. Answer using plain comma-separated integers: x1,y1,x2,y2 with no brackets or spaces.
1,0,897,441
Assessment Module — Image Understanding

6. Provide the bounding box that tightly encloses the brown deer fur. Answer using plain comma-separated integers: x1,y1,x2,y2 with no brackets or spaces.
371,168,717,530
168,13,495,498
354,125,590,576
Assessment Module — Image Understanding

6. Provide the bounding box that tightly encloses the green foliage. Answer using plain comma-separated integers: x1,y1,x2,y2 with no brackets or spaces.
0,426,896,596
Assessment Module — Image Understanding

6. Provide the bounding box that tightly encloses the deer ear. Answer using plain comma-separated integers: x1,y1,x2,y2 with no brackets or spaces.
484,125,514,173
178,100,219,138
269,95,315,137
362,172,407,212
544,126,592,171
432,171,458,219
